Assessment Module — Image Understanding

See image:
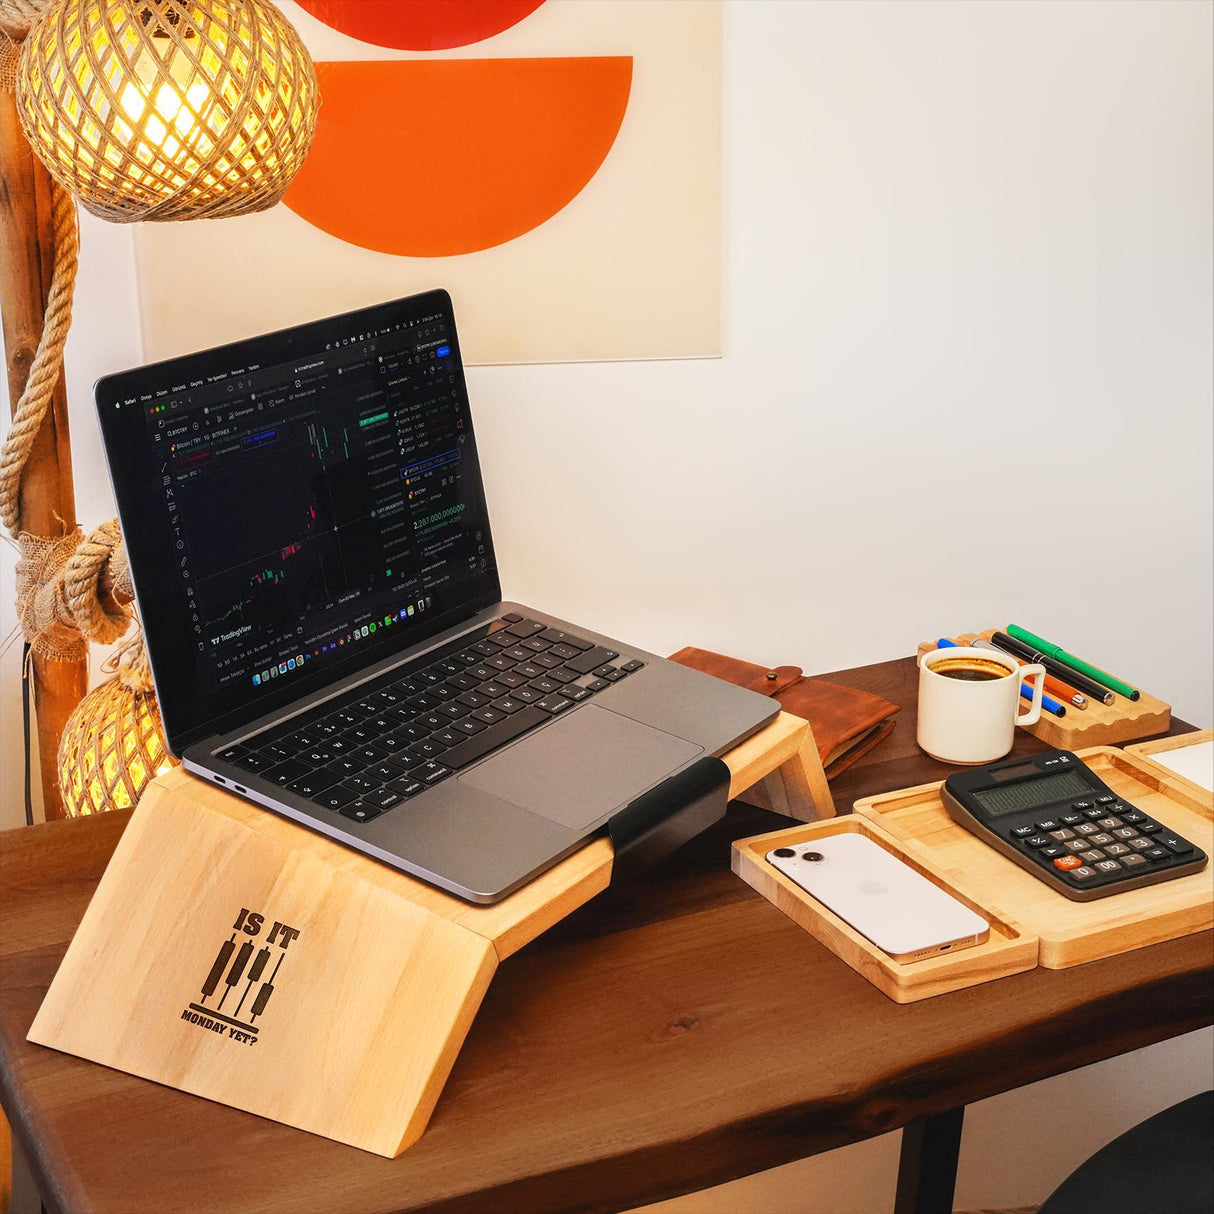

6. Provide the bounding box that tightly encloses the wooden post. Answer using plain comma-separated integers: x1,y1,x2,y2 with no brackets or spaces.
0,86,87,821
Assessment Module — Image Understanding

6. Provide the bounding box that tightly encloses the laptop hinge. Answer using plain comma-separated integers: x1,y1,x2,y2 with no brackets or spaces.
607,757,730,887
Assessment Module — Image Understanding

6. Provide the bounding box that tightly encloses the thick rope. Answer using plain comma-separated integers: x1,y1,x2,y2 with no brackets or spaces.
62,517,130,643
0,178,77,533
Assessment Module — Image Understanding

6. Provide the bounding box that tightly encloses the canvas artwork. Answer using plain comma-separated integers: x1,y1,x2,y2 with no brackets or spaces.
134,0,722,364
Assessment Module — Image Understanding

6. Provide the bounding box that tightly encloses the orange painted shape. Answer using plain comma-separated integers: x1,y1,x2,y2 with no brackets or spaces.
283,58,633,258
295,0,546,52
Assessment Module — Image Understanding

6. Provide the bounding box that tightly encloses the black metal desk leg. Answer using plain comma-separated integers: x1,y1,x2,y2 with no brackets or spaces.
894,1105,966,1214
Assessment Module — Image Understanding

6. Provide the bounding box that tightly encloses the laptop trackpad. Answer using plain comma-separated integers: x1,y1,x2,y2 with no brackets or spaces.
458,705,702,830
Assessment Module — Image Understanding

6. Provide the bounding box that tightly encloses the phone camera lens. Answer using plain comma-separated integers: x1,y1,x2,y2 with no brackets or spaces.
773,847,795,858
801,851,824,862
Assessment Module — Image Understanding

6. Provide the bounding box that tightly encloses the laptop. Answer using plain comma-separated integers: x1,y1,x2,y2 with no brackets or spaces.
95,290,778,903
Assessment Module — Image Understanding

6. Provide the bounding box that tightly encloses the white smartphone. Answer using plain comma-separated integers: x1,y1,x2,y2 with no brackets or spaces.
766,834,990,962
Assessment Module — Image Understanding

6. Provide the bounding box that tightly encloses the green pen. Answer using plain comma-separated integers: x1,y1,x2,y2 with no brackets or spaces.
1006,625,1140,702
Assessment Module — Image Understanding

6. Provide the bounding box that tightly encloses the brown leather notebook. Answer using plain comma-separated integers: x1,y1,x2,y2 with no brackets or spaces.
668,647,899,780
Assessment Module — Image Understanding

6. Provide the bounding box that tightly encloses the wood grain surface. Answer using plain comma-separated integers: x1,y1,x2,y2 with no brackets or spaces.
26,777,502,1158
1,658,1207,1214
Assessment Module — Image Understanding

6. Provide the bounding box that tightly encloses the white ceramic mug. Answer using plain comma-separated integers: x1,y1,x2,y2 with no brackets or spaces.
917,646,1046,765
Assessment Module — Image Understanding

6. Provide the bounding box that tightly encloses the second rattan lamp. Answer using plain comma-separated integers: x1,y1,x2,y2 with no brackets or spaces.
17,0,318,221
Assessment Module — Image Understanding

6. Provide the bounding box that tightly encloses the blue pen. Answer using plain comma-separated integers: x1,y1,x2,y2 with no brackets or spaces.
934,638,1066,717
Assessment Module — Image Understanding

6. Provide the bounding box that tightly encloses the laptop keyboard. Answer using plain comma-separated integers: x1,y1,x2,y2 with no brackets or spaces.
216,615,645,826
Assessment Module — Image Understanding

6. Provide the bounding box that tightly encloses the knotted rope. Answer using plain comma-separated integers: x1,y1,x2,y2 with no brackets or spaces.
12,517,132,656
1,0,135,663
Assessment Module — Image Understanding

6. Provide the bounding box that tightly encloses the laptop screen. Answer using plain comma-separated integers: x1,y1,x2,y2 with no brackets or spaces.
96,290,501,753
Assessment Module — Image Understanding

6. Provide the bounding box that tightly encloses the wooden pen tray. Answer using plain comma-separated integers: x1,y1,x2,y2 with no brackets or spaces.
732,816,1038,1003
855,747,1213,969
917,631,1170,749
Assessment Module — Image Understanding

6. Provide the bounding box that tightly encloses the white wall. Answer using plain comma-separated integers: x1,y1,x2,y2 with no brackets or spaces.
1,2,1210,1211
476,0,1213,728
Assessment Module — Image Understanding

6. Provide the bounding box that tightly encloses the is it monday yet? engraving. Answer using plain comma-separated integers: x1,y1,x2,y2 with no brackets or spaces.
181,908,302,1046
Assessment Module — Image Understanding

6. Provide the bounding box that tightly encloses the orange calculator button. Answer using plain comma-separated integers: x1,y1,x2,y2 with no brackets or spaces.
1054,855,1083,871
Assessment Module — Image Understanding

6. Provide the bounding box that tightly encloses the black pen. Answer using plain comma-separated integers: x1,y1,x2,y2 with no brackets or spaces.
989,632,1116,705
972,640,1088,709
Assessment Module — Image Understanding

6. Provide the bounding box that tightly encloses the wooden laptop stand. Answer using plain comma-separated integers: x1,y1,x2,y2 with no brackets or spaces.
28,712,832,1157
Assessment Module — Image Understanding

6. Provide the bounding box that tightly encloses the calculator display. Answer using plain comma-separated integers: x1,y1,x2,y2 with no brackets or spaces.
971,770,1090,817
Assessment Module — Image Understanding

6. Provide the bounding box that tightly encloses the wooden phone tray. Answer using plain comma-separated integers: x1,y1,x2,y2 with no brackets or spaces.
732,816,1037,1003
734,746,1213,1003
916,631,1170,749
29,711,833,1157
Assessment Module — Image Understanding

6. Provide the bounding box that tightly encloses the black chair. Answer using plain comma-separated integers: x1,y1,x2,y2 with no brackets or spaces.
1038,1090,1212,1214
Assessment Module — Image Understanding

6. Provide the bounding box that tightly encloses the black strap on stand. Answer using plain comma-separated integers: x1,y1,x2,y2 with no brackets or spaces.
608,756,731,887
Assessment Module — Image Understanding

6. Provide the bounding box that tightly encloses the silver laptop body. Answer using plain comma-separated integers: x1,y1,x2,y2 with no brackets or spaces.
95,290,777,903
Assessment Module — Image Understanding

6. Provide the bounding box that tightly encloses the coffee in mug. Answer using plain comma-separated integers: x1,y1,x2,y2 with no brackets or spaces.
930,657,1012,682
917,646,1047,764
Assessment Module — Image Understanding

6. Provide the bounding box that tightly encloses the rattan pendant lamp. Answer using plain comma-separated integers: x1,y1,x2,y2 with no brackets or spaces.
0,0,318,818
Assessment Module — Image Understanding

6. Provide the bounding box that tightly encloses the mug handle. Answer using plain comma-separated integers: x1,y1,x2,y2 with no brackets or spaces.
1016,663,1047,726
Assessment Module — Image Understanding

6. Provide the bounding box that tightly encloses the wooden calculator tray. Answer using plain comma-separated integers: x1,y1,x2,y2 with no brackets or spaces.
1126,729,1214,801
916,631,1170,749
732,816,1038,1003
855,746,1213,969
734,747,1212,1001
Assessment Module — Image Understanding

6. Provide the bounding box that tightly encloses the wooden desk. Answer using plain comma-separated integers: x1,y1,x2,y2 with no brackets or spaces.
1,657,1209,1214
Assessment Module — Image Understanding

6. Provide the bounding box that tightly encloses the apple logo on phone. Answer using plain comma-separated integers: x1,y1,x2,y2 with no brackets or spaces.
859,881,889,897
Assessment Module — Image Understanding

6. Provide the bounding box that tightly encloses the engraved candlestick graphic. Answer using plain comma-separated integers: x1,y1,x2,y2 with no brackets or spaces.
201,937,236,999
250,953,285,1020
188,912,301,1037
218,941,255,1011
233,946,272,1019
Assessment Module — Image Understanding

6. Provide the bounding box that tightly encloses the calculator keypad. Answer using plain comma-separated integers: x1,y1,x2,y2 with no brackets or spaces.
1004,797,1200,892
944,750,1210,901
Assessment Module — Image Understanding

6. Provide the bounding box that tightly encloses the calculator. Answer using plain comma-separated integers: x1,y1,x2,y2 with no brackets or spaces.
941,750,1208,901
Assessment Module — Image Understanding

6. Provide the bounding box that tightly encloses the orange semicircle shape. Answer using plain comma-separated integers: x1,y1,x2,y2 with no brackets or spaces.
283,58,633,258
295,0,546,52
